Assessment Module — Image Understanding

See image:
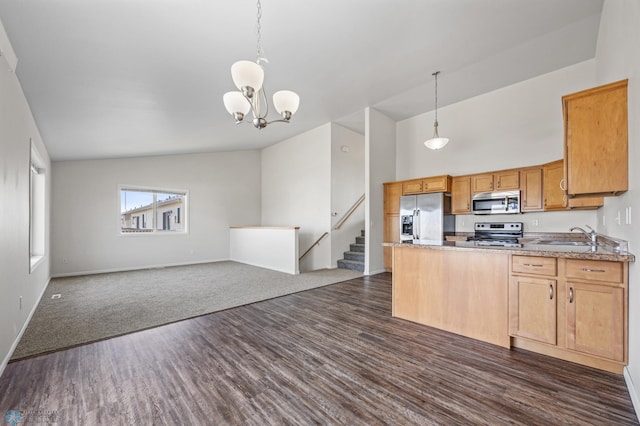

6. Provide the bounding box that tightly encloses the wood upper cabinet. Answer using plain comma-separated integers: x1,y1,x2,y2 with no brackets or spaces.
543,160,603,211
384,182,403,215
520,167,543,212
402,175,451,195
563,79,628,197
564,259,625,362
471,170,519,193
543,160,568,211
451,176,471,214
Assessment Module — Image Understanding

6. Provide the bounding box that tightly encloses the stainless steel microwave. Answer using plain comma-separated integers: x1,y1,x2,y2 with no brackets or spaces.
471,190,520,215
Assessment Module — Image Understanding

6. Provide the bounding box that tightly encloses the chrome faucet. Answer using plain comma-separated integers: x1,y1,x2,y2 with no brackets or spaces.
570,225,598,246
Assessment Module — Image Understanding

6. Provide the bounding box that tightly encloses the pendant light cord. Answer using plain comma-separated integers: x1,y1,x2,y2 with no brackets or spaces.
433,71,440,123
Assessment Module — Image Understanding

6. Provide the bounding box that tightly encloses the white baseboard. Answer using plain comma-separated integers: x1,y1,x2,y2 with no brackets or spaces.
367,268,387,275
0,277,51,378
51,258,229,278
624,367,640,419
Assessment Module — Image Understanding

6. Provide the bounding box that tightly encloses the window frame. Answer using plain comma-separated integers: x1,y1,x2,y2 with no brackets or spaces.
29,139,46,272
118,185,189,236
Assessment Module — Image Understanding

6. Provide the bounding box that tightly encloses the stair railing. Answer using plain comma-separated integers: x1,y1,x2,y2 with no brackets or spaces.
299,231,329,261
333,194,365,231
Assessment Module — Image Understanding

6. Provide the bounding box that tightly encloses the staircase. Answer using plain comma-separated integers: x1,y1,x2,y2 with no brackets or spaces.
337,230,365,272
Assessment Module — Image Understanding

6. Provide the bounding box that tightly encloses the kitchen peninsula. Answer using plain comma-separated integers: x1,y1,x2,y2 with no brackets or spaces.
384,240,634,373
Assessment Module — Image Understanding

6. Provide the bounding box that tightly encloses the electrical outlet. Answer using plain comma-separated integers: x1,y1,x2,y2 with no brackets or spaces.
627,207,632,225
532,219,539,227
616,210,621,225
602,215,606,226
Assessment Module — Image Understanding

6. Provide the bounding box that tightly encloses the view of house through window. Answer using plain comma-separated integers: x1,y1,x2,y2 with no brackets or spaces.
120,187,187,234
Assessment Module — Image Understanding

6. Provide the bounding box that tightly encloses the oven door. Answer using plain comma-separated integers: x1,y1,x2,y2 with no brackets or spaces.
472,191,520,214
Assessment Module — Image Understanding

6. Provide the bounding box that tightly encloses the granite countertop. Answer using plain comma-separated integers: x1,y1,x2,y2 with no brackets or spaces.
383,240,635,262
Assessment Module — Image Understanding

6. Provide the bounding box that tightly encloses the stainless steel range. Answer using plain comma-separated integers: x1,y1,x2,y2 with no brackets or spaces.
467,222,523,247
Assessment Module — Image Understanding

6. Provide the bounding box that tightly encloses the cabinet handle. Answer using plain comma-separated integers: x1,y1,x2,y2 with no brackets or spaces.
523,263,543,267
581,268,605,273
560,178,567,191
569,287,574,303
549,284,553,300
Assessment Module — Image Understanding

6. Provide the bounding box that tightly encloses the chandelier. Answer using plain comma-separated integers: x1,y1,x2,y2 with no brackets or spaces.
424,71,449,150
223,0,300,129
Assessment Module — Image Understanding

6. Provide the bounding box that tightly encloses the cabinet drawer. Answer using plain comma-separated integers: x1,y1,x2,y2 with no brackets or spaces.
564,259,623,283
512,256,557,276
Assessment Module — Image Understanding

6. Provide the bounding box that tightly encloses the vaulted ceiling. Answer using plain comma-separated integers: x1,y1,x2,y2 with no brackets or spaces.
0,0,603,161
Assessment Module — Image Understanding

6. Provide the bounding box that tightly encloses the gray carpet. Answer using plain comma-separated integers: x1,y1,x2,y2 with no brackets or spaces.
12,261,362,360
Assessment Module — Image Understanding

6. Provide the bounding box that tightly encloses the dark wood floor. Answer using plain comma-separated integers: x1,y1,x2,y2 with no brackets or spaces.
0,273,637,425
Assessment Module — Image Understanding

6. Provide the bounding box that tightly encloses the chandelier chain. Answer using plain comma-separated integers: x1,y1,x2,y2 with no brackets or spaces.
256,0,264,62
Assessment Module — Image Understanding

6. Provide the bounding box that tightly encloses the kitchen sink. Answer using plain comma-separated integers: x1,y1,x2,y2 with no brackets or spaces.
534,240,591,246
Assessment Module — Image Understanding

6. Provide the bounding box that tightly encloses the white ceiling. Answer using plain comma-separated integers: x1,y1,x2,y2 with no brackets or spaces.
0,0,603,161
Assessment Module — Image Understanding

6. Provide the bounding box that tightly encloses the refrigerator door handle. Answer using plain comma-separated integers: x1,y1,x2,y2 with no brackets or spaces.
413,209,420,240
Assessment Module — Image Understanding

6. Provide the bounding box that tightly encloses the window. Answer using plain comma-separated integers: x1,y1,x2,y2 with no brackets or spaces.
120,187,187,234
30,141,46,271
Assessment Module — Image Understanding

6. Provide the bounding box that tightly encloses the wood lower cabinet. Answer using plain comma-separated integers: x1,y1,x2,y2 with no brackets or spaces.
383,182,403,271
451,176,471,214
510,275,557,345
565,281,624,362
510,255,628,373
393,247,510,348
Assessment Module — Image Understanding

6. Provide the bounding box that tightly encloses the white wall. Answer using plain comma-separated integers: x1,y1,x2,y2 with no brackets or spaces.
330,124,365,267
261,124,332,272
365,108,396,274
396,60,596,179
396,60,600,234
0,24,51,374
593,0,640,412
51,151,261,275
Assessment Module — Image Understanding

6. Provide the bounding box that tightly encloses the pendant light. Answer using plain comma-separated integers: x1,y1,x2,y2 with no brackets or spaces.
424,71,449,150
223,0,300,129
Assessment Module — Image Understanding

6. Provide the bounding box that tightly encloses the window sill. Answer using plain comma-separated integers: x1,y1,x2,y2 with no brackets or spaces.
30,255,45,273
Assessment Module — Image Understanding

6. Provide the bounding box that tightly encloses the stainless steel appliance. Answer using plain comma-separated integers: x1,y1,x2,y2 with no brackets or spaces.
467,222,523,247
400,193,455,243
472,190,520,215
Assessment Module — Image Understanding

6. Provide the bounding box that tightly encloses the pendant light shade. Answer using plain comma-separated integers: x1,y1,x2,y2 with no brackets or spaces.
424,71,449,150
273,90,300,117
230,60,264,92
223,91,251,118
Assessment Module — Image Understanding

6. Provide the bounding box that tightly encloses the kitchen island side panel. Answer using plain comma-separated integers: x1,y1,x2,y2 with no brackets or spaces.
392,246,510,348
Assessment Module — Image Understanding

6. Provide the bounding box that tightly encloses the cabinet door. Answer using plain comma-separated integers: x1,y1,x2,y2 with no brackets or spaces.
451,176,471,214
471,173,494,193
383,214,399,271
384,182,403,215
402,180,423,195
565,281,624,361
422,175,450,193
564,80,628,197
509,276,557,345
543,160,568,211
495,170,520,191
521,168,543,212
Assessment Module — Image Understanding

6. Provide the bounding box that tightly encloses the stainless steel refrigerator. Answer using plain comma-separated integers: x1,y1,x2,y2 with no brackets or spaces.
399,193,455,243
